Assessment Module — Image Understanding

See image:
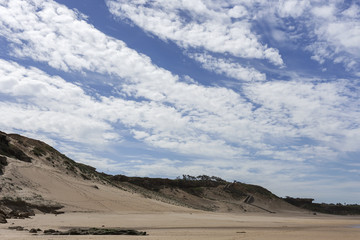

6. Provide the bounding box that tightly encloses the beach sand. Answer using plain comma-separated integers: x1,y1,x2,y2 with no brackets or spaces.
1,211,359,239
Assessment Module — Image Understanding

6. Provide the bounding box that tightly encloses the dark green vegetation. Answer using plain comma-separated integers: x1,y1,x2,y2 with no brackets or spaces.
61,152,97,180
283,197,360,215
7,227,146,236
0,132,31,163
111,174,275,199
31,146,46,157
109,174,280,212
43,228,147,235
111,174,227,192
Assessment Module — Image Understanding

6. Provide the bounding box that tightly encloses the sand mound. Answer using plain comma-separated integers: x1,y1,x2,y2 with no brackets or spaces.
0,131,191,214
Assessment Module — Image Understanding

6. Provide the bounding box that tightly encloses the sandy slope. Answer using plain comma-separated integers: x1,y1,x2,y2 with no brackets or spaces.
1,156,191,213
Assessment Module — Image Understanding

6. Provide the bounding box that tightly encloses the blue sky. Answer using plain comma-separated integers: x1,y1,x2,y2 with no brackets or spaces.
0,0,359,204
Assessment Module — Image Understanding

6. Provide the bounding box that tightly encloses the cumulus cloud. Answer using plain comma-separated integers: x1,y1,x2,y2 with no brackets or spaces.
105,0,284,66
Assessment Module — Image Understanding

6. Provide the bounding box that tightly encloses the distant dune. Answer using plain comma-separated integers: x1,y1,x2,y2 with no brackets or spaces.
0,131,192,216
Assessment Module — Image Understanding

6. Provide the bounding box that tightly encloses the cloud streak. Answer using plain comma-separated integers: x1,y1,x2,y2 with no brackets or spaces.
106,0,284,66
266,0,360,74
187,52,266,82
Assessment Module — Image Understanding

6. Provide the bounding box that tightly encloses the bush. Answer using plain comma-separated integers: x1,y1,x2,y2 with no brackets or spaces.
32,146,46,157
0,134,31,162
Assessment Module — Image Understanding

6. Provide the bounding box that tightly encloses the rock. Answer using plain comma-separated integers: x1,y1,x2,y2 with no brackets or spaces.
0,156,7,165
0,156,7,175
0,205,12,215
44,229,59,234
52,210,65,215
29,228,38,233
0,212,7,223
44,227,147,235
17,211,31,218
8,226,24,231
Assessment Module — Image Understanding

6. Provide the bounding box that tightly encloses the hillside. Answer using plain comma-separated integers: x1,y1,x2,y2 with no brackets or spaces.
0,131,303,223
283,197,360,215
108,174,300,213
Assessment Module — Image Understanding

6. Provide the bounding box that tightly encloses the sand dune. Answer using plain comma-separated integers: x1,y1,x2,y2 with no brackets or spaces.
2,162,192,216
16,162,189,213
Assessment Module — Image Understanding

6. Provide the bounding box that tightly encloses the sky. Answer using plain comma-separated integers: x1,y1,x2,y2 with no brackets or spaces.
0,0,359,204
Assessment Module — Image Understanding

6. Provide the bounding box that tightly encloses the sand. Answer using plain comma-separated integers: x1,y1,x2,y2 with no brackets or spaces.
1,211,359,239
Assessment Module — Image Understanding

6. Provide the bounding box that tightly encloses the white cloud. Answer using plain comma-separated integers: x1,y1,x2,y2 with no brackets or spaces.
1,0,359,160
276,0,310,18
306,5,360,70
187,52,266,81
227,5,248,18
0,59,232,159
244,79,360,152
246,1,360,73
276,1,360,72
105,0,284,66
1,2,359,159
0,0,359,203
0,59,119,145
342,3,360,18
312,5,336,19
0,57,244,159
325,22,360,50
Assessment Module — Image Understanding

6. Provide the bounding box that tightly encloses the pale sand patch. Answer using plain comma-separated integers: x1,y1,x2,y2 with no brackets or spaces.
1,212,359,240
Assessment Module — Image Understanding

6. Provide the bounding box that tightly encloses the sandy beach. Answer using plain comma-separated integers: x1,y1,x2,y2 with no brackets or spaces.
1,211,359,240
